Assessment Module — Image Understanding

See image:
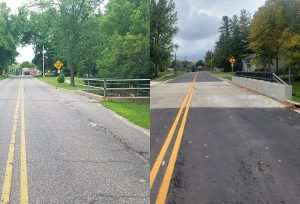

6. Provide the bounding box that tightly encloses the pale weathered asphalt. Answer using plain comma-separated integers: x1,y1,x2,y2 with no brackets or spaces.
0,76,149,203
151,72,300,204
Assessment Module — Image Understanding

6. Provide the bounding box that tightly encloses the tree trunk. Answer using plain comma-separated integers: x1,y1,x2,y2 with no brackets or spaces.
70,60,75,86
276,45,279,74
276,57,278,74
155,64,158,77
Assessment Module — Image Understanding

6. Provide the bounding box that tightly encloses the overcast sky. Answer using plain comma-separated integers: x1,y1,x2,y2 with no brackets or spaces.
173,0,266,61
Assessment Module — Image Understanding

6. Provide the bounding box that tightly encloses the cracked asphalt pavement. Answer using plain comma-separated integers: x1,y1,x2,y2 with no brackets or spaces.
0,76,149,203
151,71,300,204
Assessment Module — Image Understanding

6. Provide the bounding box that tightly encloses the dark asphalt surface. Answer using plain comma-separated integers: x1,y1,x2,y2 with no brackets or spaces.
169,71,221,83
0,77,149,203
151,72,300,203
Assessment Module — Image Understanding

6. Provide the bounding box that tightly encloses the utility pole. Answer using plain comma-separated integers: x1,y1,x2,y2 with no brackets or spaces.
42,46,45,77
174,52,177,74
210,49,213,70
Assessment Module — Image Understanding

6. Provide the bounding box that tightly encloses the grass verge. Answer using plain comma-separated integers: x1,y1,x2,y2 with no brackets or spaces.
152,71,186,82
35,75,84,90
101,101,150,129
210,71,234,80
0,76,8,81
292,82,300,103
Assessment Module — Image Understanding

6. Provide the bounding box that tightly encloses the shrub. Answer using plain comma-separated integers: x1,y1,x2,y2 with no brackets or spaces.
57,73,65,83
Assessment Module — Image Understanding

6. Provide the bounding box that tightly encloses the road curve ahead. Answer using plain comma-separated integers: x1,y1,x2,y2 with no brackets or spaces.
151,71,300,204
0,76,149,204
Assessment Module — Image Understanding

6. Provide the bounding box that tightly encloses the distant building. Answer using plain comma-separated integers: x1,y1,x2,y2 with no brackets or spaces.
22,68,39,75
242,54,286,73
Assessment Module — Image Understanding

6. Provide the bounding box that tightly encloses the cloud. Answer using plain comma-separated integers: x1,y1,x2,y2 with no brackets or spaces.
177,13,220,41
16,45,35,63
173,0,266,61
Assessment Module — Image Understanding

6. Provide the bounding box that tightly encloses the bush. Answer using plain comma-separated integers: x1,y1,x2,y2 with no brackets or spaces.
57,73,65,83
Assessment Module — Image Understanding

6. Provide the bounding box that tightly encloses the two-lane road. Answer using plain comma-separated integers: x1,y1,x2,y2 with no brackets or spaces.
0,76,149,203
151,72,300,204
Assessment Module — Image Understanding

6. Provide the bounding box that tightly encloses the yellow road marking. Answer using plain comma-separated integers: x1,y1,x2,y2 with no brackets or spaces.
1,81,22,204
150,72,198,189
155,74,197,204
20,80,29,204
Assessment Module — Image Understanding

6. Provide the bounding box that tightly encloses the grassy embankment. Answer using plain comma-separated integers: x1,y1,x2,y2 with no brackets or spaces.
0,76,9,81
292,82,300,102
210,71,234,80
101,101,150,129
152,70,186,81
35,75,86,90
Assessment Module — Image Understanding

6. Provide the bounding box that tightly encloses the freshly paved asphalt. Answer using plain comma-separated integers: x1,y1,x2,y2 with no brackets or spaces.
0,76,149,203
151,71,300,204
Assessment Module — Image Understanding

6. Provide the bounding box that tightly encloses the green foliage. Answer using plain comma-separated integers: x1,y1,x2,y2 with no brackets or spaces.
25,0,149,81
97,0,150,79
0,3,19,75
214,10,252,71
281,29,300,75
57,73,65,83
19,61,36,68
150,0,178,77
204,50,214,69
196,60,204,67
249,2,283,71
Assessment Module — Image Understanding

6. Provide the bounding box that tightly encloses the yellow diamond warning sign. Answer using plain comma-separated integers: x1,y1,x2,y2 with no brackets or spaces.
54,60,63,70
229,57,236,64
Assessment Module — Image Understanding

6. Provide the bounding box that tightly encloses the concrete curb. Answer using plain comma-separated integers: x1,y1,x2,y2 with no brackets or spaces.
75,90,104,102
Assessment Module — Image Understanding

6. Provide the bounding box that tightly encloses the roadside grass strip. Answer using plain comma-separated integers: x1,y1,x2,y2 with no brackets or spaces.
101,101,150,129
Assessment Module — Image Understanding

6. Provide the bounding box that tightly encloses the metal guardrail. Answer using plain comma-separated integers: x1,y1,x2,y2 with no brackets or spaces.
235,71,287,85
75,78,150,97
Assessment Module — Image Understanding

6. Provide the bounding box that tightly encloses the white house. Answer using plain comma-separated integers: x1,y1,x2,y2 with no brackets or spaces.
242,54,286,73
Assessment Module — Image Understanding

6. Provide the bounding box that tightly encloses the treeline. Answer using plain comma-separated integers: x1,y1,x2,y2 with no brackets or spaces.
0,0,149,83
213,9,252,72
210,0,300,75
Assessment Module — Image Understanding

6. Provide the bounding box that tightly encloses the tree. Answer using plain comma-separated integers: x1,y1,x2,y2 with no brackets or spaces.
281,29,300,82
97,0,149,79
30,0,103,85
214,16,232,71
150,0,178,77
204,50,214,69
195,60,204,67
0,3,18,75
249,2,283,72
19,61,36,68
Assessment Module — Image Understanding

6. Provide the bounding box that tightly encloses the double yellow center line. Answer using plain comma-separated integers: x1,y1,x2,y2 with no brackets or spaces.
151,72,198,204
1,80,29,204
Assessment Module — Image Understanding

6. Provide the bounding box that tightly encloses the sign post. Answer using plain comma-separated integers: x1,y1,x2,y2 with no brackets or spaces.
229,57,236,72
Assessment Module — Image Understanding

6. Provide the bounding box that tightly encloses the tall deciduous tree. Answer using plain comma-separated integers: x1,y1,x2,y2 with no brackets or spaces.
0,3,18,75
97,0,149,79
249,2,283,72
150,0,178,77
